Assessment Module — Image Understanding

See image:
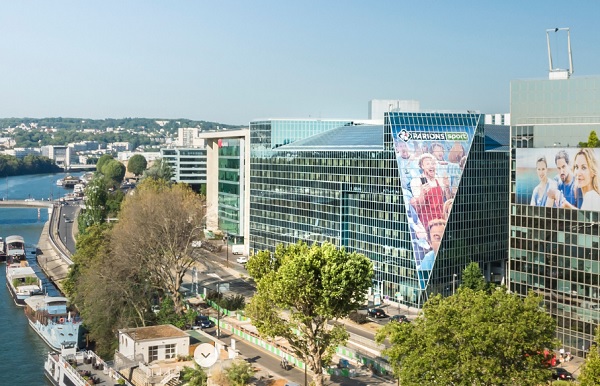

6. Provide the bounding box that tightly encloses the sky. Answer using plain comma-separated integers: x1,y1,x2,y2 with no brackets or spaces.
1,1,599,126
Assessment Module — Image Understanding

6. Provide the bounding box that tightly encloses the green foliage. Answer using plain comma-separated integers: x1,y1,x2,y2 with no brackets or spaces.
206,290,245,311
127,154,148,176
588,131,599,148
376,289,557,386
105,189,125,216
96,154,113,173
348,311,368,324
141,158,173,182
156,298,198,329
181,363,208,386
460,262,487,292
223,359,253,386
0,154,60,177
102,160,126,185
246,241,373,386
578,327,600,385
78,176,108,231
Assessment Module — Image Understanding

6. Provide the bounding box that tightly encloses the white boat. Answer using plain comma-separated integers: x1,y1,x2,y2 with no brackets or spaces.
24,296,82,351
0,237,6,262
56,178,64,186
6,260,43,306
44,345,132,386
5,235,26,261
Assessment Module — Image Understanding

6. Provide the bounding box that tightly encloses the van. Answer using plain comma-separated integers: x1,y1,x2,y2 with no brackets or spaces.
232,245,244,255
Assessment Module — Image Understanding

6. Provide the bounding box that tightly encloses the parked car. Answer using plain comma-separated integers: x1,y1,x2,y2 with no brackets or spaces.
236,256,248,265
552,367,574,381
390,314,409,323
367,308,387,318
194,315,215,329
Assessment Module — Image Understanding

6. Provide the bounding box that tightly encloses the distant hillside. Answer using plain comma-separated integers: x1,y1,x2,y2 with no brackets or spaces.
0,117,244,134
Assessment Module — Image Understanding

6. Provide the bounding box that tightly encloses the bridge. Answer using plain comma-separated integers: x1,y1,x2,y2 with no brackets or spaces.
0,199,55,208
63,165,96,171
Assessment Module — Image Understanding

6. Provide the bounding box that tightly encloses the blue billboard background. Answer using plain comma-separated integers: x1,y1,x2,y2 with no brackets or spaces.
390,124,476,290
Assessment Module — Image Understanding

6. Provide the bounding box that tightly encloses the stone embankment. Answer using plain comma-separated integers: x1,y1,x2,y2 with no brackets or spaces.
36,204,72,293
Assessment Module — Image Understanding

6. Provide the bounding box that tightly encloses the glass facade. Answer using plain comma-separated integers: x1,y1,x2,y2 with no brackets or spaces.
218,138,243,239
509,76,600,357
250,114,509,308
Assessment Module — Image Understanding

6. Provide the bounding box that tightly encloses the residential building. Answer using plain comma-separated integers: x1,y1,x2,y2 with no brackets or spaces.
41,145,75,167
177,127,205,148
249,114,509,308
509,75,600,357
3,147,41,159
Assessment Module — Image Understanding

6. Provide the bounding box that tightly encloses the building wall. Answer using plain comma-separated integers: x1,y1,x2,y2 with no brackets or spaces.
249,115,508,308
509,76,600,357
160,147,207,185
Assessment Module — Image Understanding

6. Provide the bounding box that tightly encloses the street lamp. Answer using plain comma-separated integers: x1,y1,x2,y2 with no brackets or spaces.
216,282,221,338
226,234,229,268
452,273,457,295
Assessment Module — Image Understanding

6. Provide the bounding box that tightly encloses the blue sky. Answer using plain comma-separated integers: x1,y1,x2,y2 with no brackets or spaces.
1,1,599,125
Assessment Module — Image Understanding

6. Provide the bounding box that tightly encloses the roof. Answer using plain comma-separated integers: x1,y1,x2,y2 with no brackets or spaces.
5,235,25,244
484,124,510,152
25,296,67,311
120,324,189,341
276,124,384,152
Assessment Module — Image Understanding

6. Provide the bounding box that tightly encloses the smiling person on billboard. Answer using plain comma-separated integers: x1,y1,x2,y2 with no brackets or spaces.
547,150,583,209
530,156,558,207
410,153,451,230
572,148,600,210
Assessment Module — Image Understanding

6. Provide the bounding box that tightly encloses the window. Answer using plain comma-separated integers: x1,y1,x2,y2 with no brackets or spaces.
165,344,176,359
148,346,158,362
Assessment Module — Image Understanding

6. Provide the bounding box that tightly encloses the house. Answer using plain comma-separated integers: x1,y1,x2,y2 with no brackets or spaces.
118,324,189,364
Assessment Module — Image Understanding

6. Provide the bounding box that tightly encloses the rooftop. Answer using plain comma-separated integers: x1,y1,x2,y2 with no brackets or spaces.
120,324,189,341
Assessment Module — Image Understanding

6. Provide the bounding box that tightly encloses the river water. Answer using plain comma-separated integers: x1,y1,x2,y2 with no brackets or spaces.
0,172,82,385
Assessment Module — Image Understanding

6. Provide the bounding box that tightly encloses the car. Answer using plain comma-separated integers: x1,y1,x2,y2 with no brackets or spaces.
194,315,215,329
236,256,248,264
64,218,73,223
390,314,409,323
367,308,388,318
552,367,574,381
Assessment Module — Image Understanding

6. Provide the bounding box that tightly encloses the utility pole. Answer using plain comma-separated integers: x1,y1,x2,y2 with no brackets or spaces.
452,273,457,295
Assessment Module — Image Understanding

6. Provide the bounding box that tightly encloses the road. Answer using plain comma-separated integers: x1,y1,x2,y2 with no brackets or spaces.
57,202,79,255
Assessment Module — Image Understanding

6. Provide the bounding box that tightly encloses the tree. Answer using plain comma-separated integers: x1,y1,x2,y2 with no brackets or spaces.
588,131,599,148
375,289,556,386
110,179,206,313
142,158,173,182
78,175,108,231
460,262,486,292
245,241,373,386
181,363,208,386
223,359,254,386
96,154,113,173
103,160,126,185
579,327,600,385
127,154,148,176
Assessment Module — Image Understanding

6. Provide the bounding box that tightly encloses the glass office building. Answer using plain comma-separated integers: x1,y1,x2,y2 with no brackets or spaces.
160,147,207,187
509,76,600,356
218,138,245,242
250,114,509,308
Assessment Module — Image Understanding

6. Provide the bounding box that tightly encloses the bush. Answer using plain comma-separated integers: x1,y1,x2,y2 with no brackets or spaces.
348,311,368,324
224,359,253,385
207,291,245,311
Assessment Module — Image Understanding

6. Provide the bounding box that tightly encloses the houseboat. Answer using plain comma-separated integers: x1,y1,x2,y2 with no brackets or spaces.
5,235,26,261
24,296,83,351
0,237,6,262
6,260,43,306
44,345,132,386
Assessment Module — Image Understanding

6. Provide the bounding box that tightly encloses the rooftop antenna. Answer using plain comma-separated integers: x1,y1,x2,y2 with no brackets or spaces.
546,27,573,80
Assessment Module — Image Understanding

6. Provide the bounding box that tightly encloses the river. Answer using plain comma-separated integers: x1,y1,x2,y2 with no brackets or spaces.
0,172,82,385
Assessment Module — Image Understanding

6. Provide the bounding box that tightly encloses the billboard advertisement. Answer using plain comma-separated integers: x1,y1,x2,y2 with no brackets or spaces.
390,122,476,290
515,148,600,211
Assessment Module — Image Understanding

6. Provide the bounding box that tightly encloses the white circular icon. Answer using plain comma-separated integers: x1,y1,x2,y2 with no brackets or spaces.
194,343,218,367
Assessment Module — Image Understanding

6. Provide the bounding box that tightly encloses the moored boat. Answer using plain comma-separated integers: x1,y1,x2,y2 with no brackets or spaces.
44,345,132,386
24,295,83,351
6,260,43,306
0,237,6,262
5,235,26,261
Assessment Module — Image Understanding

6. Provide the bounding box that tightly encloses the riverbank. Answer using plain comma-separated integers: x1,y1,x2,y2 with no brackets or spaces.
36,205,71,294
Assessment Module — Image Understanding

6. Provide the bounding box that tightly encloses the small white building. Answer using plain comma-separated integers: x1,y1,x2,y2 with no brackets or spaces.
118,324,190,364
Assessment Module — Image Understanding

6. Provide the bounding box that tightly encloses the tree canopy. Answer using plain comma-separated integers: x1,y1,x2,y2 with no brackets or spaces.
142,158,173,182
102,159,126,185
109,179,206,313
578,327,600,385
376,288,557,386
460,262,487,292
96,154,113,173
127,154,147,176
245,242,373,386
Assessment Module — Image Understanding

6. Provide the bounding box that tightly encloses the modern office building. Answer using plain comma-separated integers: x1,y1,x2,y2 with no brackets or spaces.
41,145,75,167
509,75,600,356
249,114,509,308
198,129,250,250
160,147,207,187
